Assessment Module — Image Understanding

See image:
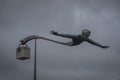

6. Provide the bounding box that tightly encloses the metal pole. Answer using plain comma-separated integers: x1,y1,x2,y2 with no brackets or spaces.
34,39,37,80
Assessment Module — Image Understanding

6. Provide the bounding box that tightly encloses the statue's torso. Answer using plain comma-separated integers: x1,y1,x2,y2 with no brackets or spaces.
72,35,85,46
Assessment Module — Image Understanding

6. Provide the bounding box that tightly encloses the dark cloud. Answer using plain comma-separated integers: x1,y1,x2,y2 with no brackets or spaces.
0,0,120,80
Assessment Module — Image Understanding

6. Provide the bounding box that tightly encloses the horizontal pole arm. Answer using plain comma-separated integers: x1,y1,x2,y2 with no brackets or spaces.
20,35,73,46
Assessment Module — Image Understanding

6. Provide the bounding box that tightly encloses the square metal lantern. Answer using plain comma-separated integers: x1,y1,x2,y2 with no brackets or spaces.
16,46,30,60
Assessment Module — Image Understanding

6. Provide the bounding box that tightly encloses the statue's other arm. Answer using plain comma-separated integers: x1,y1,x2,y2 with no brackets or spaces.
85,38,110,49
50,31,77,39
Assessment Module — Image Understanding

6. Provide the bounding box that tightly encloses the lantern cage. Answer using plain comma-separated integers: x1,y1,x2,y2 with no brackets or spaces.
16,45,30,60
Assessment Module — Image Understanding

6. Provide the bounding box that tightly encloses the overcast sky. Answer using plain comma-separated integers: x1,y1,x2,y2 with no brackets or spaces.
0,0,120,80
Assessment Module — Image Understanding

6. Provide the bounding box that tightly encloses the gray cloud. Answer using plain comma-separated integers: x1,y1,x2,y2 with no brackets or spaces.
0,0,120,80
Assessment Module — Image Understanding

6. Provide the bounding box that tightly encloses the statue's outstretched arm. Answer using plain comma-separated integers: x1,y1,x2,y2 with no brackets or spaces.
50,31,76,39
85,38,110,49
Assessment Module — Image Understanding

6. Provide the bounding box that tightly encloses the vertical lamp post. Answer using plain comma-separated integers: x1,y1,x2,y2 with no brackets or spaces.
34,39,37,80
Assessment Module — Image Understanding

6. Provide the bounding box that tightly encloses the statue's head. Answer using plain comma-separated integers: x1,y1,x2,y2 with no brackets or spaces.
82,29,91,36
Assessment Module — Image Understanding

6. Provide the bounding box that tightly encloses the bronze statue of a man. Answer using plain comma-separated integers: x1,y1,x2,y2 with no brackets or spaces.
50,29,109,49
